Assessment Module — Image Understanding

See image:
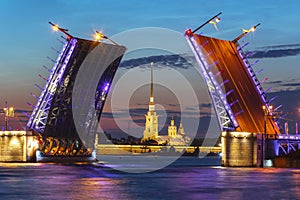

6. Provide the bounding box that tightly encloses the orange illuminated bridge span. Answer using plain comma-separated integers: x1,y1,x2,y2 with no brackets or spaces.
185,30,280,134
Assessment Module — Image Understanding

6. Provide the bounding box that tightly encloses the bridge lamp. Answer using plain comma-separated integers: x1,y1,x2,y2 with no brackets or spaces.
51,24,59,32
94,31,105,41
211,16,221,23
185,29,193,36
262,105,273,111
9,107,14,117
262,105,273,122
262,105,273,167
233,23,260,43
48,22,72,40
249,26,256,32
209,17,221,24
3,106,14,117
209,17,221,31
190,12,222,33
94,31,118,45
94,34,102,41
249,23,260,33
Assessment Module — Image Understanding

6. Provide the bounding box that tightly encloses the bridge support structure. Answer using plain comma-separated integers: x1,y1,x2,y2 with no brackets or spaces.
268,135,300,167
0,131,37,162
221,132,300,167
221,132,258,167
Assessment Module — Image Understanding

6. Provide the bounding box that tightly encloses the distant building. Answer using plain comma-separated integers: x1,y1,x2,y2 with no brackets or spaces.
142,63,158,141
168,118,177,138
155,118,189,145
142,63,189,145
178,121,185,135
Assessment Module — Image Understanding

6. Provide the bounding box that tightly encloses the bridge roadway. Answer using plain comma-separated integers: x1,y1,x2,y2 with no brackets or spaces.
194,34,280,134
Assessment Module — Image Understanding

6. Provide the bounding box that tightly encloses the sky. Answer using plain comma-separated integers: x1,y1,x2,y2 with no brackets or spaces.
0,0,300,136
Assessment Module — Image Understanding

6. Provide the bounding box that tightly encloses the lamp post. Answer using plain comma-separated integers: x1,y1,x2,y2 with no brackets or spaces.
232,23,260,44
262,105,273,167
191,12,222,33
49,22,73,40
3,102,14,131
94,31,118,45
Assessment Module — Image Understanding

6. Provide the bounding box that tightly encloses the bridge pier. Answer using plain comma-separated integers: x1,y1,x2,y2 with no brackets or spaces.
224,133,300,168
221,132,257,167
0,131,38,162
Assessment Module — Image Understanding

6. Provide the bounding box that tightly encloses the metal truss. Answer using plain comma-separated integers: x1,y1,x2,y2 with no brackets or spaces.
236,43,281,132
27,38,77,133
276,135,299,155
236,44,268,104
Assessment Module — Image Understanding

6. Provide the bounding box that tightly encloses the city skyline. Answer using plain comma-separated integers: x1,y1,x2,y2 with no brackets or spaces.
0,1,300,135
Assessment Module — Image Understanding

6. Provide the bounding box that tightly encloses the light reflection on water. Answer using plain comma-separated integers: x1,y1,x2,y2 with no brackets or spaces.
0,162,300,200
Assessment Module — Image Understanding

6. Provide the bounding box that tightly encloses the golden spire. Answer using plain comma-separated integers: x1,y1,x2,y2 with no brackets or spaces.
178,120,185,135
171,116,175,126
149,62,155,111
150,62,153,99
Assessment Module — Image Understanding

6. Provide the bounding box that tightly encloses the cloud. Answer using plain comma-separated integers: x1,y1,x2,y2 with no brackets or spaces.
101,112,115,119
167,103,178,107
249,44,300,58
199,103,212,108
118,43,300,69
117,43,300,70
136,103,149,106
267,80,283,85
119,54,194,69
14,109,32,114
250,49,300,58
281,83,300,87
257,44,300,50
128,108,148,117
265,79,300,92
185,106,196,111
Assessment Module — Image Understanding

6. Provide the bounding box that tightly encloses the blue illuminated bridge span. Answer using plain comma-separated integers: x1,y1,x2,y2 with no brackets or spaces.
27,24,126,159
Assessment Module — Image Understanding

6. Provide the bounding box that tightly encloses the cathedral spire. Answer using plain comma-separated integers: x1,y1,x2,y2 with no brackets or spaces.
150,62,153,99
178,120,185,135
143,62,158,141
149,62,155,112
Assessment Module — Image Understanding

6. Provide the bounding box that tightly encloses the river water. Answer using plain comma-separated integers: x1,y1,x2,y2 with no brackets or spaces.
0,160,300,200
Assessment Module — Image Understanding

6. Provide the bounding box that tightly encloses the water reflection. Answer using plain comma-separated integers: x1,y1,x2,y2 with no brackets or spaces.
69,178,130,200
0,163,300,200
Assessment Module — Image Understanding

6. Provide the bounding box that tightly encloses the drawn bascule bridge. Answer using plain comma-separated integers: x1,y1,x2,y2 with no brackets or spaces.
27,23,126,161
26,16,299,165
185,12,300,167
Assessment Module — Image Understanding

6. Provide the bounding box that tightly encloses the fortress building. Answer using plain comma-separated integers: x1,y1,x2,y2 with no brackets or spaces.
142,63,189,145
142,63,158,141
